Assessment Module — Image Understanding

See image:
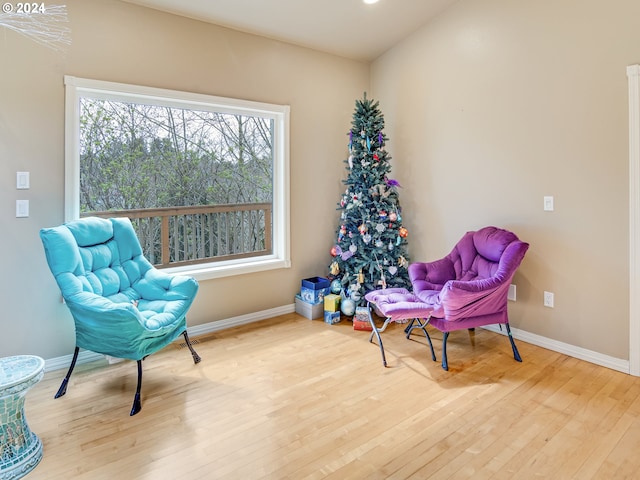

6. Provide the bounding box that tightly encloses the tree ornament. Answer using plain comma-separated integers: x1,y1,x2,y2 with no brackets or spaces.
330,279,343,294
399,227,408,238
341,297,356,316
330,261,340,275
330,245,339,257
388,266,398,276
389,212,397,222
363,233,372,244
379,210,388,221
348,155,353,169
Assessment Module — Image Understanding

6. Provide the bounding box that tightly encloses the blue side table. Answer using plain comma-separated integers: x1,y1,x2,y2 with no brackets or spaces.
0,356,44,480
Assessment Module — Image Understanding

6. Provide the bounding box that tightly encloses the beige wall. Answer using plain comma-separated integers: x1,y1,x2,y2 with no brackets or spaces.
372,0,640,359
3,0,639,364
0,0,369,359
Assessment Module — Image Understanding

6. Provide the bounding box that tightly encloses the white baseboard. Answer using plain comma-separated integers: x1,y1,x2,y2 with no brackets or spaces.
45,303,629,375
44,303,296,372
483,324,630,374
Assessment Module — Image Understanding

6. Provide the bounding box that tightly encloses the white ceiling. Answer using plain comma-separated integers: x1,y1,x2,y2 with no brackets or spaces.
123,0,459,62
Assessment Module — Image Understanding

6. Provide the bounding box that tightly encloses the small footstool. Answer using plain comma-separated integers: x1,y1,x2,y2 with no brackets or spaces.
364,288,437,367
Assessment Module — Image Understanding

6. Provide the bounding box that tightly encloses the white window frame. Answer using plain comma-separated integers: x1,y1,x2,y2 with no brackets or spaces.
64,75,291,281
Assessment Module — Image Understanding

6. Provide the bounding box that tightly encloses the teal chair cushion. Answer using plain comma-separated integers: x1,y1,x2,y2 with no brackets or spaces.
40,217,198,360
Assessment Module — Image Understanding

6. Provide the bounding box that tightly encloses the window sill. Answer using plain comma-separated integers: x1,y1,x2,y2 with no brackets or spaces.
165,255,291,281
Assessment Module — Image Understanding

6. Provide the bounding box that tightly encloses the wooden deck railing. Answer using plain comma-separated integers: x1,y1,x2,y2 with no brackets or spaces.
82,203,272,268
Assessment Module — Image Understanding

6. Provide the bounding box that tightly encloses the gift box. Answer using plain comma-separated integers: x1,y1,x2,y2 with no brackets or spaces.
300,277,331,303
353,306,373,331
323,294,341,312
295,294,323,320
324,310,341,324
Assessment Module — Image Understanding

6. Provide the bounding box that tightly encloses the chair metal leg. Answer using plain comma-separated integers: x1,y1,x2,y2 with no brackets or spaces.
441,332,450,371
183,330,201,364
130,360,143,416
367,302,389,367
55,346,79,399
505,323,522,362
403,319,415,336
405,317,436,362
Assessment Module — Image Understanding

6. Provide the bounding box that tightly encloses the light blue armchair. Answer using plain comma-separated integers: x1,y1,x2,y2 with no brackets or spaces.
40,216,201,415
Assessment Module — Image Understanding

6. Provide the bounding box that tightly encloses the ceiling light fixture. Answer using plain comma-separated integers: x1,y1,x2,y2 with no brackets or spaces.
363,0,380,4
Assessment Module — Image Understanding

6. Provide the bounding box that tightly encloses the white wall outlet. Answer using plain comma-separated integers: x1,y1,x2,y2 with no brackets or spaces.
508,284,516,301
544,291,554,308
544,196,554,211
16,199,29,218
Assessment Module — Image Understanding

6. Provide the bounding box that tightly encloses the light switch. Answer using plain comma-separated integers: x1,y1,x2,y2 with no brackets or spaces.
16,172,30,189
16,200,29,218
544,196,554,211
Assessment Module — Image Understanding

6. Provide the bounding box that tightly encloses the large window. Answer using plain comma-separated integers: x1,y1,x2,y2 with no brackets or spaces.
65,76,290,280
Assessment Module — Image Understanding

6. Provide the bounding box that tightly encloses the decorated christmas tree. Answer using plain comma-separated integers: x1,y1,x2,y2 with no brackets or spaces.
329,94,410,305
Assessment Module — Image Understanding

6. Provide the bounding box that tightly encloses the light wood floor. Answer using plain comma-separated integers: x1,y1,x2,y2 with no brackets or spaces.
22,313,640,479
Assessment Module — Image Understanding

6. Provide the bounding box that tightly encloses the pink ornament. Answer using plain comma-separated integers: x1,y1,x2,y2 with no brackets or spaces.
389,212,397,222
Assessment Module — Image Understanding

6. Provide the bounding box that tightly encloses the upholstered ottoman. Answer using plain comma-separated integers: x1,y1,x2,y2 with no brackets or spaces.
364,288,436,367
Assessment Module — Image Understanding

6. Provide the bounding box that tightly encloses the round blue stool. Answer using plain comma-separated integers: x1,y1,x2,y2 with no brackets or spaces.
0,355,44,480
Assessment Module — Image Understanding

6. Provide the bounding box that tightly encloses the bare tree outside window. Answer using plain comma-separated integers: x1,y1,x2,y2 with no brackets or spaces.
78,98,275,267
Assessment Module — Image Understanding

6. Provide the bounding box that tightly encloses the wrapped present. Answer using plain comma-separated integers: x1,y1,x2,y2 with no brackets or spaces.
301,277,331,303
324,294,341,312
353,306,373,331
295,294,323,320
324,310,341,325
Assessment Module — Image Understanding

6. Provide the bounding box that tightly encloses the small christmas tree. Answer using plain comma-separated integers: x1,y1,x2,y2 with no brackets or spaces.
329,94,410,304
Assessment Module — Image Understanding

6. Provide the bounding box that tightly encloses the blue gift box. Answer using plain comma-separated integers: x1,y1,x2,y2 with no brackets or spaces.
300,277,331,303
324,310,341,324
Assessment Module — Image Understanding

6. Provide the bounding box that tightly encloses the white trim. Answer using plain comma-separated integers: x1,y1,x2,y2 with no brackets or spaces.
628,65,640,376
63,75,291,281
44,303,296,372
484,325,629,374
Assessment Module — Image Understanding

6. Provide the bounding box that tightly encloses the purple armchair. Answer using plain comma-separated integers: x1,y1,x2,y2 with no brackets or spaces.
365,226,529,370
